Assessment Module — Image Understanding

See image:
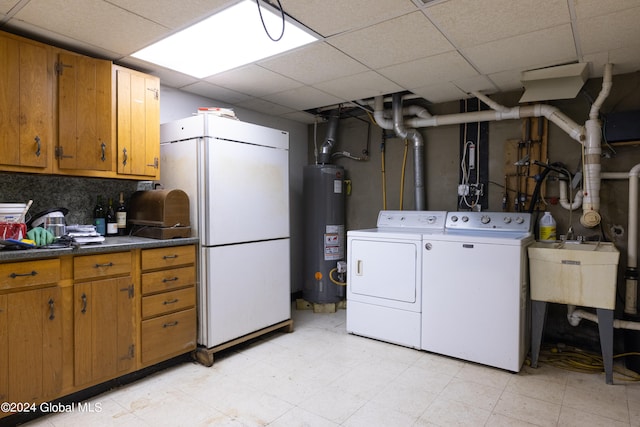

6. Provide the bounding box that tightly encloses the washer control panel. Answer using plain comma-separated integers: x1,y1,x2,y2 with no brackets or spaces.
446,211,531,233
377,210,447,230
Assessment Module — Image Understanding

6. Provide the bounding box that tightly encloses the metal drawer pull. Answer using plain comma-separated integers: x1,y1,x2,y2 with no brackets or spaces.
162,277,179,283
10,270,38,278
100,142,106,162
48,298,55,320
94,262,114,268
162,254,178,260
35,136,41,157
163,321,179,328
81,293,87,314
163,298,179,305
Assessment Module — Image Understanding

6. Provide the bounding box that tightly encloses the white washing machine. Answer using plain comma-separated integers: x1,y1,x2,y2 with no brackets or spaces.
421,211,533,372
347,210,446,348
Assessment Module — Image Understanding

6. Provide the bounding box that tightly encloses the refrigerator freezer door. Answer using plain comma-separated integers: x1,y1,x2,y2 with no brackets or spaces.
204,138,289,245
202,239,291,348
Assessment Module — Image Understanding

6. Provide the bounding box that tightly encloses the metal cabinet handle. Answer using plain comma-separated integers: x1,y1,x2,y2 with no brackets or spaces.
163,298,179,305
162,277,179,283
100,142,106,162
94,262,114,268
48,298,55,320
9,270,37,278
163,321,178,328
147,157,159,168
122,147,128,166
81,293,87,314
35,136,41,157
162,255,178,260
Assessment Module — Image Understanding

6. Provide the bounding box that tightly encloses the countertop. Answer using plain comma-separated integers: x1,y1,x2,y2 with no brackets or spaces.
0,236,200,262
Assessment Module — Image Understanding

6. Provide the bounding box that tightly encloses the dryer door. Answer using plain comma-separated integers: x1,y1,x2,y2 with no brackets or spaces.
347,237,421,311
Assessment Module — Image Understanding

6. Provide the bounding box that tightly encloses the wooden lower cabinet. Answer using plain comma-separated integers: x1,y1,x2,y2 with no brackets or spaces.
0,243,197,420
74,276,135,387
0,286,63,404
140,245,197,367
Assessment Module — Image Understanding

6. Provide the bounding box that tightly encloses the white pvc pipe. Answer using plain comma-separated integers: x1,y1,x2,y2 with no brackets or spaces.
567,307,640,331
591,64,614,120
558,181,583,210
626,164,640,314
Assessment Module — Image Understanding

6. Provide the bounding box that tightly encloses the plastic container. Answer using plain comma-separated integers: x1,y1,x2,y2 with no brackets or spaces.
539,211,556,241
0,203,27,222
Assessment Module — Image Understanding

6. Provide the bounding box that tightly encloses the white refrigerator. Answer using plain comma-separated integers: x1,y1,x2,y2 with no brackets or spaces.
160,113,291,349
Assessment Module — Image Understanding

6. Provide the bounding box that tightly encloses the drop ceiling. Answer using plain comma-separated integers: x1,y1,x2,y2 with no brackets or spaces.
2,0,639,123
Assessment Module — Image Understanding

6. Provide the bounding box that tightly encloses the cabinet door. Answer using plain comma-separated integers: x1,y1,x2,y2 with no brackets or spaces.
2,287,62,403
116,67,160,178
74,277,135,386
0,294,7,403
0,35,50,169
57,52,112,171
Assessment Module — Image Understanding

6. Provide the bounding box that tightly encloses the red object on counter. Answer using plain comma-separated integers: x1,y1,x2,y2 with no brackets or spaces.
0,222,27,240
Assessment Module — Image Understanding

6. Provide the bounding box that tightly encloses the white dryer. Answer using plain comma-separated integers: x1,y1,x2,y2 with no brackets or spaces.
347,210,446,348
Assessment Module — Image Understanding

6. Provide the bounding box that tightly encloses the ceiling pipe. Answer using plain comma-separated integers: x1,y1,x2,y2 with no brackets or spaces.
392,93,426,210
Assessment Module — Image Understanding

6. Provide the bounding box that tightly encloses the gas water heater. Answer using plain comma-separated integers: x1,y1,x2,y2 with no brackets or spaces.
302,163,345,304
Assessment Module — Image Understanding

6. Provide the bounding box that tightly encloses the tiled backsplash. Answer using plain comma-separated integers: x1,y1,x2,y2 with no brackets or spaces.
0,172,141,226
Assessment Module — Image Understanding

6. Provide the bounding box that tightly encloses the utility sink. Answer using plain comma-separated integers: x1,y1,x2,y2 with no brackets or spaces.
528,241,620,309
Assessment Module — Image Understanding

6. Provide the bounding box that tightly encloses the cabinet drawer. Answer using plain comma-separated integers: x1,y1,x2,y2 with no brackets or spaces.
73,252,131,281
142,286,195,319
141,308,196,364
141,245,195,271
0,259,60,291
141,266,195,295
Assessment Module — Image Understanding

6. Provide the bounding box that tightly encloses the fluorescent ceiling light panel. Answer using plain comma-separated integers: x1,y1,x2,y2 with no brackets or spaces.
132,0,318,78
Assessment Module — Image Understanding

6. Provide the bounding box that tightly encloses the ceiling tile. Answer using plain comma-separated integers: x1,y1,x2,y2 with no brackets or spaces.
463,24,577,75
583,44,640,76
328,11,453,69
282,0,417,37
313,71,404,102
571,0,640,19
576,7,640,55
259,42,368,85
410,82,468,103
452,75,499,94
378,51,478,89
14,0,169,55
180,81,251,105
487,69,525,93
261,86,344,111
0,0,19,14
106,0,229,29
205,65,303,97
235,98,296,116
426,0,570,48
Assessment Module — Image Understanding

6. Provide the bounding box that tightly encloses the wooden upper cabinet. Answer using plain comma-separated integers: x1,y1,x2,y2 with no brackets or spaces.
57,52,113,172
116,66,160,179
0,33,52,171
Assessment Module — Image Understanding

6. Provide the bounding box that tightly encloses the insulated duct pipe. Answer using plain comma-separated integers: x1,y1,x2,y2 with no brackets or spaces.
392,93,426,210
318,109,340,164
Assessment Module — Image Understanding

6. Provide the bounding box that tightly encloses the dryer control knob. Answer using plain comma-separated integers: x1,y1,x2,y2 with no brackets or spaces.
481,215,491,224
450,215,459,222
515,216,525,224
503,216,512,224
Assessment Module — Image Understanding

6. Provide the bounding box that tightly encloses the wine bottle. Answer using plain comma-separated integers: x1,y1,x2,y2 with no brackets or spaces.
93,195,106,236
116,192,127,236
106,198,118,236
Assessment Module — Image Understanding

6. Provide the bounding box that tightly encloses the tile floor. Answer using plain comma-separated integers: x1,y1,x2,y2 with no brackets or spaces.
22,306,640,427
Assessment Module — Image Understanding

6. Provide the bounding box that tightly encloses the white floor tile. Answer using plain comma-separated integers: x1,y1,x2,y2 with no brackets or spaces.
14,305,638,427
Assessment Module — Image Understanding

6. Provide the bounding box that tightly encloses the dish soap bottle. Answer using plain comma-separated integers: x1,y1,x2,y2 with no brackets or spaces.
539,211,557,241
